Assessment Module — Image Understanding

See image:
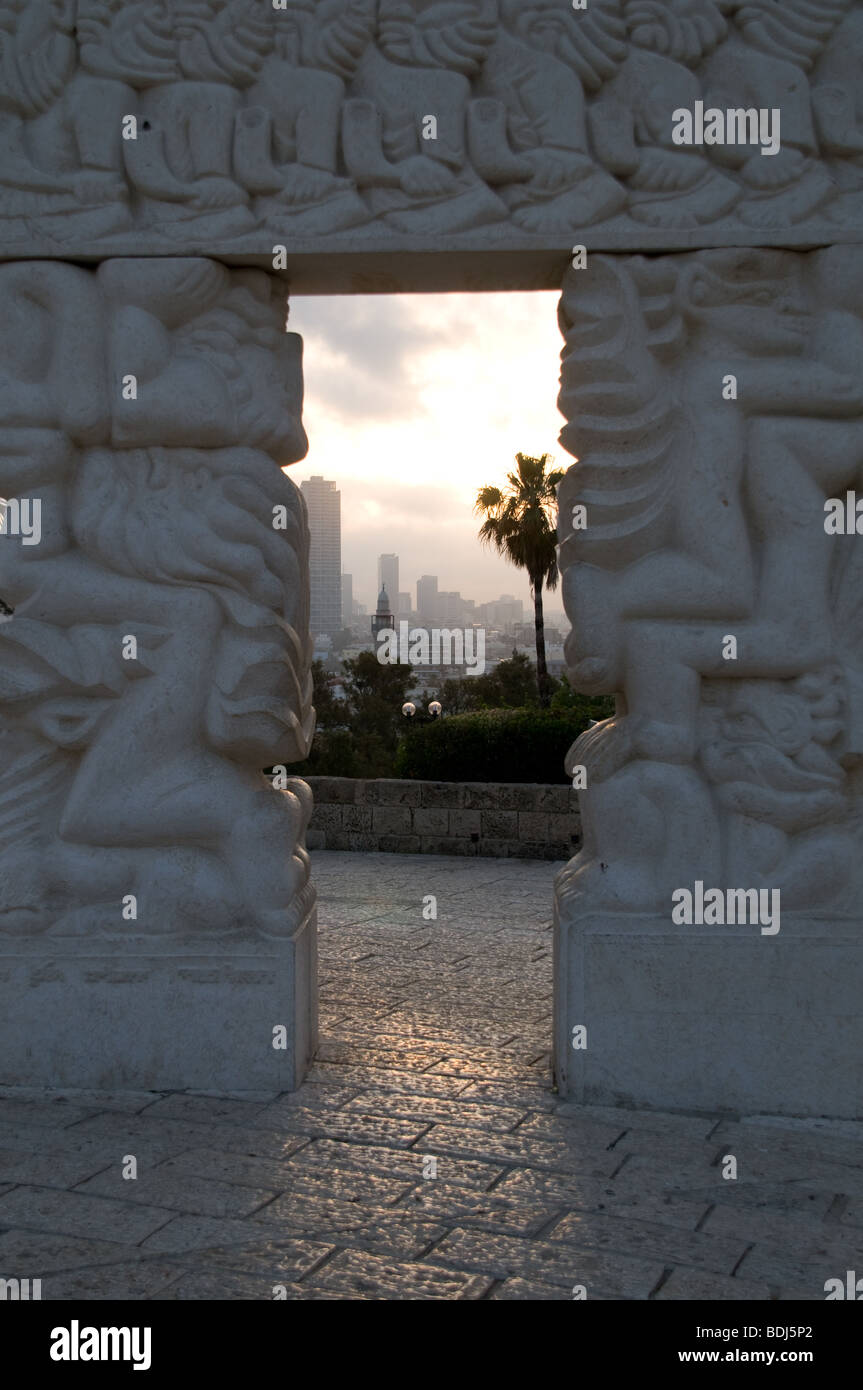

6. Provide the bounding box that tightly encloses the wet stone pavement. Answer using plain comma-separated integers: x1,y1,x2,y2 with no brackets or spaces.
0,851,861,1301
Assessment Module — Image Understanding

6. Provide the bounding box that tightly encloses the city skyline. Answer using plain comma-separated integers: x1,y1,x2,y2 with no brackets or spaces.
288,289,564,614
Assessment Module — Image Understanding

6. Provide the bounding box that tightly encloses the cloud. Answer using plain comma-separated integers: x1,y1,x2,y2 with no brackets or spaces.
291,294,479,424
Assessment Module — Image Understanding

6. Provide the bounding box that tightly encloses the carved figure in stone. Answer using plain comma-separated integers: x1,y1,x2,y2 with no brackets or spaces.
811,5,863,222
236,0,375,233
588,0,741,227
556,249,863,912
343,0,510,233
25,0,177,237
0,0,85,235
700,0,850,227
698,671,859,909
132,0,273,237
476,0,628,231
0,260,315,940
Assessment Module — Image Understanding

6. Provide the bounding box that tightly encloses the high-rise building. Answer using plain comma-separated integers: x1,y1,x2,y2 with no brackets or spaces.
437,591,463,624
341,573,353,625
479,594,524,630
417,575,438,622
397,592,412,618
378,554,399,601
300,476,341,636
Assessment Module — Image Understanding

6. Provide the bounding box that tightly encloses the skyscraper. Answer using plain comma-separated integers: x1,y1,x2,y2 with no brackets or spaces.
300,476,341,636
341,573,353,623
417,575,438,623
378,554,399,601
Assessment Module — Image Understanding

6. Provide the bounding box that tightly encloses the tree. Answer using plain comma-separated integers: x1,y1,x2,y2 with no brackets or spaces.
475,452,565,708
294,651,415,779
309,659,344,729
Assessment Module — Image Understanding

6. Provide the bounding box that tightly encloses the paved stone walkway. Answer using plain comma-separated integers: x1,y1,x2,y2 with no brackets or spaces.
1,851,861,1300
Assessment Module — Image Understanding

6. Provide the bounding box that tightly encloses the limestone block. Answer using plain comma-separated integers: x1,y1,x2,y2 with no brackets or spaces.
413,808,449,836
419,838,478,857
1,1,862,276
448,810,481,837
555,913,863,1117
0,905,317,1092
534,787,572,813
341,805,373,834
0,257,316,1089
547,813,579,844
311,805,343,834
362,779,423,806
371,806,412,835
305,776,361,805
518,812,550,841
378,834,422,854
478,839,525,859
421,782,466,808
480,810,519,839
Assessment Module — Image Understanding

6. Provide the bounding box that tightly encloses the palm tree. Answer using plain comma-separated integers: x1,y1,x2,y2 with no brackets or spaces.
475,452,565,708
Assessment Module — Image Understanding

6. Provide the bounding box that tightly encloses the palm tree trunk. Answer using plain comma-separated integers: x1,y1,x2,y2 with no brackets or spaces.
532,577,550,708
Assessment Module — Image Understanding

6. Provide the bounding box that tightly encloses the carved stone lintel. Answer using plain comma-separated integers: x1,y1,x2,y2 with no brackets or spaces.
1,0,863,271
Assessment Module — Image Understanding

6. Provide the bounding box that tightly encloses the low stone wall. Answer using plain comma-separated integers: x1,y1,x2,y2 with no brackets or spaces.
304,777,580,860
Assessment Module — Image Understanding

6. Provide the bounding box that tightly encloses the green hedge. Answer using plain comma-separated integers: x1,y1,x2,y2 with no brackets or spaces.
394,708,594,784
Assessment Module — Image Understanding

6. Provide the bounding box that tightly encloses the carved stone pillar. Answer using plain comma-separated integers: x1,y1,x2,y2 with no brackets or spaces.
0,258,317,1090
554,247,863,1116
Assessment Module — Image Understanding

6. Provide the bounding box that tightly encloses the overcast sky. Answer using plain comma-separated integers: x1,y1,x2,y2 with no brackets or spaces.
286,290,569,616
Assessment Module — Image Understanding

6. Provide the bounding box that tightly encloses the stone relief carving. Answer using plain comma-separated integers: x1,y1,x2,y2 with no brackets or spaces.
0,258,314,941
2,0,863,252
556,246,863,919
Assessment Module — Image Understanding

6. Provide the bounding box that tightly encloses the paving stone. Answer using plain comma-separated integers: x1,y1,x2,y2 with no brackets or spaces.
0,1186,172,1244
554,1103,719,1141
653,1269,775,1300
495,1170,709,1230
459,1081,557,1111
0,1087,160,1114
41,1261,186,1301
489,1278,571,1300
150,1269,308,1300
138,1095,271,1126
75,1168,280,1218
515,1113,628,1148
0,1229,143,1274
165,1237,331,1282
396,1182,557,1237
548,1210,747,1275
657,1180,838,1219
427,1227,663,1298
0,1099,98,1129
421,1124,622,1176
736,1243,857,1292
303,1065,472,1099
702,1203,863,1263
67,1114,312,1165
154,1146,318,1193
278,1109,432,1148
341,1093,526,1133
287,1139,503,1191
0,1146,113,1189
305,1248,493,1300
